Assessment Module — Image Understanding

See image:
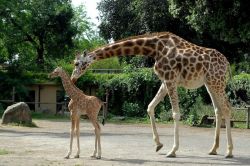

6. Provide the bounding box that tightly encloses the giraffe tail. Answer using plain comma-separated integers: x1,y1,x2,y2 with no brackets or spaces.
101,101,106,126
227,63,237,98
102,118,105,126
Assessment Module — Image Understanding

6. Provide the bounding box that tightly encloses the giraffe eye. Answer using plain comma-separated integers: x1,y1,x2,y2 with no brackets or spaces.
75,62,79,66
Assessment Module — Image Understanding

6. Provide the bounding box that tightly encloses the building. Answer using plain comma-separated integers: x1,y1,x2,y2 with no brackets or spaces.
26,82,98,114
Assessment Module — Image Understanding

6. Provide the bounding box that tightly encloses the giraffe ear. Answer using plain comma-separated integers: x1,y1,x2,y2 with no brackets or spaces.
76,51,81,59
83,50,88,57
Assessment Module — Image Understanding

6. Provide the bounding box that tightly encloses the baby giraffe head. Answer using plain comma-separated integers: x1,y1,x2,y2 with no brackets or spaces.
49,67,63,78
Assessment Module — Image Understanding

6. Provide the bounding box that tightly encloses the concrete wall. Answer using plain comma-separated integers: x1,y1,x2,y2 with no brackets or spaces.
27,83,98,114
28,84,62,114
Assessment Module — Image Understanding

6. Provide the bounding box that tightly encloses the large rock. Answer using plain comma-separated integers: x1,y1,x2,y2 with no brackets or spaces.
1,102,32,125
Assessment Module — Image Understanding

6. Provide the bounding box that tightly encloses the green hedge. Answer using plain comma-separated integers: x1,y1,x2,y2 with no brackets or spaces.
227,73,250,106
1,66,249,120
75,68,210,118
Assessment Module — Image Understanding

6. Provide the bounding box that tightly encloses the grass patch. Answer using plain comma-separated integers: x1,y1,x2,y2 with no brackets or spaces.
31,112,69,120
0,149,10,155
108,117,150,124
106,116,175,125
233,122,248,129
7,121,38,127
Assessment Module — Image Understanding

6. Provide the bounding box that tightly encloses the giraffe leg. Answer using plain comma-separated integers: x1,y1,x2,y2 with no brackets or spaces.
147,83,167,152
209,107,222,155
166,84,180,158
90,118,101,159
222,98,233,158
96,122,101,159
65,113,75,159
205,83,233,158
74,116,80,158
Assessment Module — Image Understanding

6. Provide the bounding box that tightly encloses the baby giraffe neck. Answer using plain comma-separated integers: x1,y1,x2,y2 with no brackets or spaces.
59,70,83,99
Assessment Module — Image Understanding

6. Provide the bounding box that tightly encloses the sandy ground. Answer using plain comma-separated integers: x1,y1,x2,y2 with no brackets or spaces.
0,119,250,166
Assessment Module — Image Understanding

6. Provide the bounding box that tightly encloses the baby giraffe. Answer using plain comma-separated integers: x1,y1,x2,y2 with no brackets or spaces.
49,67,103,159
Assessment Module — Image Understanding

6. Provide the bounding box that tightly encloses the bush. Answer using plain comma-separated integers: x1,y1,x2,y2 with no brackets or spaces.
0,103,4,116
227,73,250,106
122,101,142,117
185,96,214,125
91,57,123,69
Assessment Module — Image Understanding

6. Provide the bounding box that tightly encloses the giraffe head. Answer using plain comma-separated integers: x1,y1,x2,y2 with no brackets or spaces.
71,50,94,83
49,67,63,78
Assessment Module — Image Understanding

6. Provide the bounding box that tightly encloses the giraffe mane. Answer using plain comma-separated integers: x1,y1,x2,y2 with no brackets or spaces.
89,32,174,53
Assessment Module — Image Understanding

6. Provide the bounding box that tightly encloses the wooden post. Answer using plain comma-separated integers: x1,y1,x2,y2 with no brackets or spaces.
12,87,15,103
101,89,109,125
247,106,250,129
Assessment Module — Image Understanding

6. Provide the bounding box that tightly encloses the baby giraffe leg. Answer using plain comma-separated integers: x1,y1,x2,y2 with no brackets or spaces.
65,114,75,159
90,119,101,159
91,129,98,158
96,123,101,159
74,117,80,158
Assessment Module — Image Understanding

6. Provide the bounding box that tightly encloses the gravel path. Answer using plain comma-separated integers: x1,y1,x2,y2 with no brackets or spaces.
0,119,250,166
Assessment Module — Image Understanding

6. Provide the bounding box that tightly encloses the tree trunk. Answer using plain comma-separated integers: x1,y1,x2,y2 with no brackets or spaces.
36,47,44,65
36,35,45,66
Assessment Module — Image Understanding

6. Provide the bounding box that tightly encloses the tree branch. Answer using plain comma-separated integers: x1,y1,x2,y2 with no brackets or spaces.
9,17,39,49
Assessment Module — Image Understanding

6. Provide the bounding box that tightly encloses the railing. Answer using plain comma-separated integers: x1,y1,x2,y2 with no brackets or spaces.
234,106,250,129
0,100,108,119
89,69,123,74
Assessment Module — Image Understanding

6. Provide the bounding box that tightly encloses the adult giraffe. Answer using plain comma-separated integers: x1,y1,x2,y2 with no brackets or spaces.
70,32,233,158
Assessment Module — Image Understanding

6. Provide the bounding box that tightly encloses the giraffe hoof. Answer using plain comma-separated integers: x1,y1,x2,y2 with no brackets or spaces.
225,154,233,158
91,155,96,158
208,151,217,155
74,154,80,158
64,155,70,159
156,143,163,152
167,152,176,158
96,156,101,159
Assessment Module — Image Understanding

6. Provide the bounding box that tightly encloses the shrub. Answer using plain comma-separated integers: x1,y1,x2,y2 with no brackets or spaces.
0,103,4,116
185,96,214,125
122,101,142,117
90,57,123,69
227,73,250,106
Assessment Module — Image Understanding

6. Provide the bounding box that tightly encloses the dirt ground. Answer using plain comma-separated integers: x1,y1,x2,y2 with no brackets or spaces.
0,119,250,166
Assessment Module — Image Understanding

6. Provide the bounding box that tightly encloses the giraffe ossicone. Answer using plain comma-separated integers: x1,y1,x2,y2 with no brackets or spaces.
71,32,233,158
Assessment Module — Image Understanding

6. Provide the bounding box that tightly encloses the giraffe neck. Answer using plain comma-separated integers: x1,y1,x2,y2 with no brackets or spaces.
90,32,173,62
59,70,85,100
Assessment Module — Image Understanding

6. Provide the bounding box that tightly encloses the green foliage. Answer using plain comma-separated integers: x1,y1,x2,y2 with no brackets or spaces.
31,112,68,120
122,101,142,117
0,0,79,69
76,67,160,116
227,73,250,106
72,4,106,52
0,103,4,116
168,0,250,62
0,69,56,102
98,0,193,41
98,0,250,63
158,104,172,121
0,0,98,72
0,149,10,155
90,57,123,69
185,96,214,126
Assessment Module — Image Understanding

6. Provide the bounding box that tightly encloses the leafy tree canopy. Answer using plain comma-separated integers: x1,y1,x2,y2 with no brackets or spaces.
97,0,250,63
0,0,103,72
